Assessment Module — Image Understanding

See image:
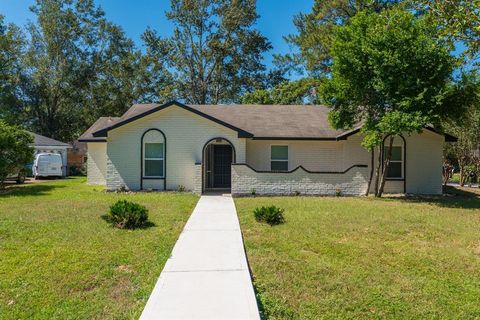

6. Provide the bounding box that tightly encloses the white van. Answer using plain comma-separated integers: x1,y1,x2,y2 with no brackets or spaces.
33,153,64,178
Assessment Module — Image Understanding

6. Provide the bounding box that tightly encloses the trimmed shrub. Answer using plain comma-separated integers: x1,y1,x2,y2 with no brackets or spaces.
105,200,150,229
254,206,285,226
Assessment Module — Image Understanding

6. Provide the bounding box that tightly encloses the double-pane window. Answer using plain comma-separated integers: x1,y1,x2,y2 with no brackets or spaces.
144,143,164,177
271,145,288,171
384,146,402,179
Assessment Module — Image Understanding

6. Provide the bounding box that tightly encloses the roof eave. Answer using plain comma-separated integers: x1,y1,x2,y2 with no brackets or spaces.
444,134,458,142
251,136,339,141
33,144,71,148
336,125,458,142
424,126,458,142
78,138,107,143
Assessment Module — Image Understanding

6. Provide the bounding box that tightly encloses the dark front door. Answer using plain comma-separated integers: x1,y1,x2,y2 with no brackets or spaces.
212,145,232,189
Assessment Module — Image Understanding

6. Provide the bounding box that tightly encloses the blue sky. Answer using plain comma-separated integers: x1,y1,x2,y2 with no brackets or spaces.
0,0,313,69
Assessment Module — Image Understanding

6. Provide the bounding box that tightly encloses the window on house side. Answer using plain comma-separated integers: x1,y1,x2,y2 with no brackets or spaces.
271,145,288,171
384,146,403,179
144,142,164,177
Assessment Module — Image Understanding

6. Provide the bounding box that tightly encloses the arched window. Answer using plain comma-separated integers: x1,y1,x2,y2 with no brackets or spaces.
142,130,165,178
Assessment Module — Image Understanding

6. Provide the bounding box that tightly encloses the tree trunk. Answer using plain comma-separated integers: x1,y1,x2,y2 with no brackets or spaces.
373,145,382,197
442,169,449,186
377,135,394,197
459,160,465,186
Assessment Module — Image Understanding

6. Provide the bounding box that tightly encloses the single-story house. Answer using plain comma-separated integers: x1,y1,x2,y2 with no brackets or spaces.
78,101,455,195
30,132,71,176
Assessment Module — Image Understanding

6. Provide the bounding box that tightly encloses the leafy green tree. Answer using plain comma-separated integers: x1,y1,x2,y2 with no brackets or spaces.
323,8,459,197
444,73,480,185
0,121,34,188
10,0,152,142
279,0,478,75
242,78,322,104
0,16,25,124
84,23,153,127
17,0,106,141
136,38,176,104
241,89,273,104
414,0,480,66
276,0,402,76
143,0,271,104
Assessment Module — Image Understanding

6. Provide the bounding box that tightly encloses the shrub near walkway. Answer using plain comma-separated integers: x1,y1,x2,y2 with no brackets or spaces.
0,177,198,319
235,189,480,319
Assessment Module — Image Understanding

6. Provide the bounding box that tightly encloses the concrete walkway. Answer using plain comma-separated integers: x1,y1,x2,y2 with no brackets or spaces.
140,195,260,320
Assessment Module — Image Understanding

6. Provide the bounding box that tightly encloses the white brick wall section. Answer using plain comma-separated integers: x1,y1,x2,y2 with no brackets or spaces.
105,105,246,191
231,164,369,196
369,131,444,195
87,142,107,185
193,163,202,195
246,140,343,171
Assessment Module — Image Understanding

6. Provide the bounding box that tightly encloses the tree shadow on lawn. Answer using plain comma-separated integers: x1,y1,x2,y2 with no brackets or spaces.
0,183,65,198
384,186,480,210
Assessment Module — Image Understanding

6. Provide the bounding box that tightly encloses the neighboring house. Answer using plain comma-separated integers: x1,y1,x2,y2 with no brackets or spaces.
78,101,456,195
68,140,87,171
30,132,71,176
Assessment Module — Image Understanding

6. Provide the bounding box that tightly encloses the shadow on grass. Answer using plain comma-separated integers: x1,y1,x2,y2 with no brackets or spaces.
384,186,480,209
0,183,65,198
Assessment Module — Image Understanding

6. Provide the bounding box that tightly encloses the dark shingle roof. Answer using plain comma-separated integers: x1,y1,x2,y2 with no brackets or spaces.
78,117,120,141
189,104,347,139
30,132,70,147
78,101,454,142
79,102,349,141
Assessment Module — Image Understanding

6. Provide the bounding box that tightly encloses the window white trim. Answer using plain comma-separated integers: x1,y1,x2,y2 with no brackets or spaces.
270,144,289,171
384,145,403,179
143,142,165,178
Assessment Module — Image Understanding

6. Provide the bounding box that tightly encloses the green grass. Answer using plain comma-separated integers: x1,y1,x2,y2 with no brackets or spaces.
235,188,480,319
0,177,198,319
451,172,460,183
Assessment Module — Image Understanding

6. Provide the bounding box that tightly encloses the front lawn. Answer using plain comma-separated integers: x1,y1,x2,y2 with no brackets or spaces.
0,177,198,319
236,189,480,319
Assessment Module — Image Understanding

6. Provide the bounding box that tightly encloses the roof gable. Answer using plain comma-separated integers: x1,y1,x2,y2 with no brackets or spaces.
30,132,70,147
91,101,253,138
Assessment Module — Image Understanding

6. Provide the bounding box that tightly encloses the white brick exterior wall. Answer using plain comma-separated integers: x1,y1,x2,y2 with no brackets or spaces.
86,142,107,185
370,130,444,194
404,130,444,194
246,140,343,171
105,105,246,191
235,130,443,196
193,163,202,195
85,103,444,195
231,164,370,196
